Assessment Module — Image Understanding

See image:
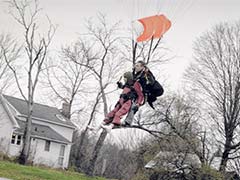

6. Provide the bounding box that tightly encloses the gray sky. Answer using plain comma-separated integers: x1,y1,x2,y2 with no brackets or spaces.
1,0,240,90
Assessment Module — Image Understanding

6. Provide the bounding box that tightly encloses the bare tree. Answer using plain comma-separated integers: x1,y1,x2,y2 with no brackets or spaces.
185,21,240,172
42,50,92,119
61,12,173,175
60,14,124,174
83,15,174,175
41,46,96,170
55,41,104,170
154,96,205,164
77,16,175,176
2,0,56,164
117,94,205,180
0,34,21,93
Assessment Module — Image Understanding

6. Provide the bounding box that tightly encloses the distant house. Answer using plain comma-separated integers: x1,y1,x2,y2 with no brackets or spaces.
145,151,201,172
145,151,240,180
0,94,76,169
145,151,202,180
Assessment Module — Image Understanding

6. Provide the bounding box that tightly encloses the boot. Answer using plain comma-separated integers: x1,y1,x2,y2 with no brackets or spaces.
87,122,106,132
101,123,114,133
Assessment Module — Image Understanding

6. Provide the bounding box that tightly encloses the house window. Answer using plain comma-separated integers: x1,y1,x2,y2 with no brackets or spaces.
11,134,22,145
58,145,65,166
11,134,16,144
45,140,51,151
16,135,21,145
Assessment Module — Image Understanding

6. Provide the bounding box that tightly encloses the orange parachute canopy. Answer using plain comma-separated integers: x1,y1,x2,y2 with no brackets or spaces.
137,14,171,42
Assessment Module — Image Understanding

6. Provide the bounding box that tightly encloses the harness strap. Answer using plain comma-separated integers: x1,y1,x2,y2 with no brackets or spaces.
119,85,138,103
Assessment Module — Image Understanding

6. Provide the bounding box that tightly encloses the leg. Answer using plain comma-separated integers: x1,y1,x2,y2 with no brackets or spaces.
101,100,132,133
88,102,120,131
124,102,136,125
104,102,121,124
112,100,132,125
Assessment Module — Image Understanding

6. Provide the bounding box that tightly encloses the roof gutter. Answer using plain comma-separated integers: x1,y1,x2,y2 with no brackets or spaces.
14,131,71,145
17,114,76,129
0,94,20,129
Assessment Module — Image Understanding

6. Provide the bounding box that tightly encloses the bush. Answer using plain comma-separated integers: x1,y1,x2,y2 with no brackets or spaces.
142,165,224,180
194,165,223,180
0,152,15,162
131,169,150,180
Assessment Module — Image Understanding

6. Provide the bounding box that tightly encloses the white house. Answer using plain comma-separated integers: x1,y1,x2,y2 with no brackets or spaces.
0,94,76,169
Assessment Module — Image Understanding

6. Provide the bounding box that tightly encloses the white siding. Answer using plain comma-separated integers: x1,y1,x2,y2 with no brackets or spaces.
0,102,14,154
31,138,70,168
64,144,71,168
9,140,22,157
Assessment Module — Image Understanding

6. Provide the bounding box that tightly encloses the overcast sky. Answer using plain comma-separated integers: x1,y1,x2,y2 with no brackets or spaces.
1,0,240,90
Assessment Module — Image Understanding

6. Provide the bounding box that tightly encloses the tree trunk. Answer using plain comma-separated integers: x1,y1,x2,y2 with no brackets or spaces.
19,101,33,164
75,128,89,171
219,135,232,172
74,92,101,172
86,82,108,176
219,151,229,172
19,74,33,165
86,130,107,176
134,147,146,173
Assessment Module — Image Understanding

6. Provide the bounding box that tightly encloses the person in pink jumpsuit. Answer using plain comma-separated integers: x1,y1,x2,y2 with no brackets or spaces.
101,71,144,132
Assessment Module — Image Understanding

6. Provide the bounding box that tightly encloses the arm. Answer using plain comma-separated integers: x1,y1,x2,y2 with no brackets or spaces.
146,71,155,86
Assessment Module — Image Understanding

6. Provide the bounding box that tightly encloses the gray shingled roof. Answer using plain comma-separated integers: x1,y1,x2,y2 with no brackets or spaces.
4,95,75,128
15,120,71,144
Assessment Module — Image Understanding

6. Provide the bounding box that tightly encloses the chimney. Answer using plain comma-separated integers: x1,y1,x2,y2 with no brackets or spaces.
61,102,71,119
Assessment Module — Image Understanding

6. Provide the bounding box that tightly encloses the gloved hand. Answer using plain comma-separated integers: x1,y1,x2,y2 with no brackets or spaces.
117,81,123,88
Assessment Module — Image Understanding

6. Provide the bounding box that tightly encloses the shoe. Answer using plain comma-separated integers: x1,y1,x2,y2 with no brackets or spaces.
103,117,113,124
101,124,114,133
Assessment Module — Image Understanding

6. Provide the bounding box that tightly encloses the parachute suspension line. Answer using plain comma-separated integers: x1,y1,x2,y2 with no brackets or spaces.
170,0,195,24
132,34,138,65
135,0,140,17
154,0,181,24
169,0,187,22
146,36,154,64
168,0,182,22
130,0,137,45
146,35,162,64
152,37,162,54
139,0,144,18
131,0,136,21
130,0,141,65
167,0,176,15
131,20,134,41
156,0,167,15
137,0,149,18
174,0,195,22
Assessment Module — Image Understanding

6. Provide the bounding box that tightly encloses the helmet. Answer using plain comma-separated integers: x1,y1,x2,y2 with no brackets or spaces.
123,71,133,80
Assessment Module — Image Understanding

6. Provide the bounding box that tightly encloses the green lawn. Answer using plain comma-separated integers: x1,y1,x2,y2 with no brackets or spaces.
0,161,105,180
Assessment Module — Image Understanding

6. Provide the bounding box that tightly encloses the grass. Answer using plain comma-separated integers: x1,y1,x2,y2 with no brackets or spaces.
0,161,105,180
